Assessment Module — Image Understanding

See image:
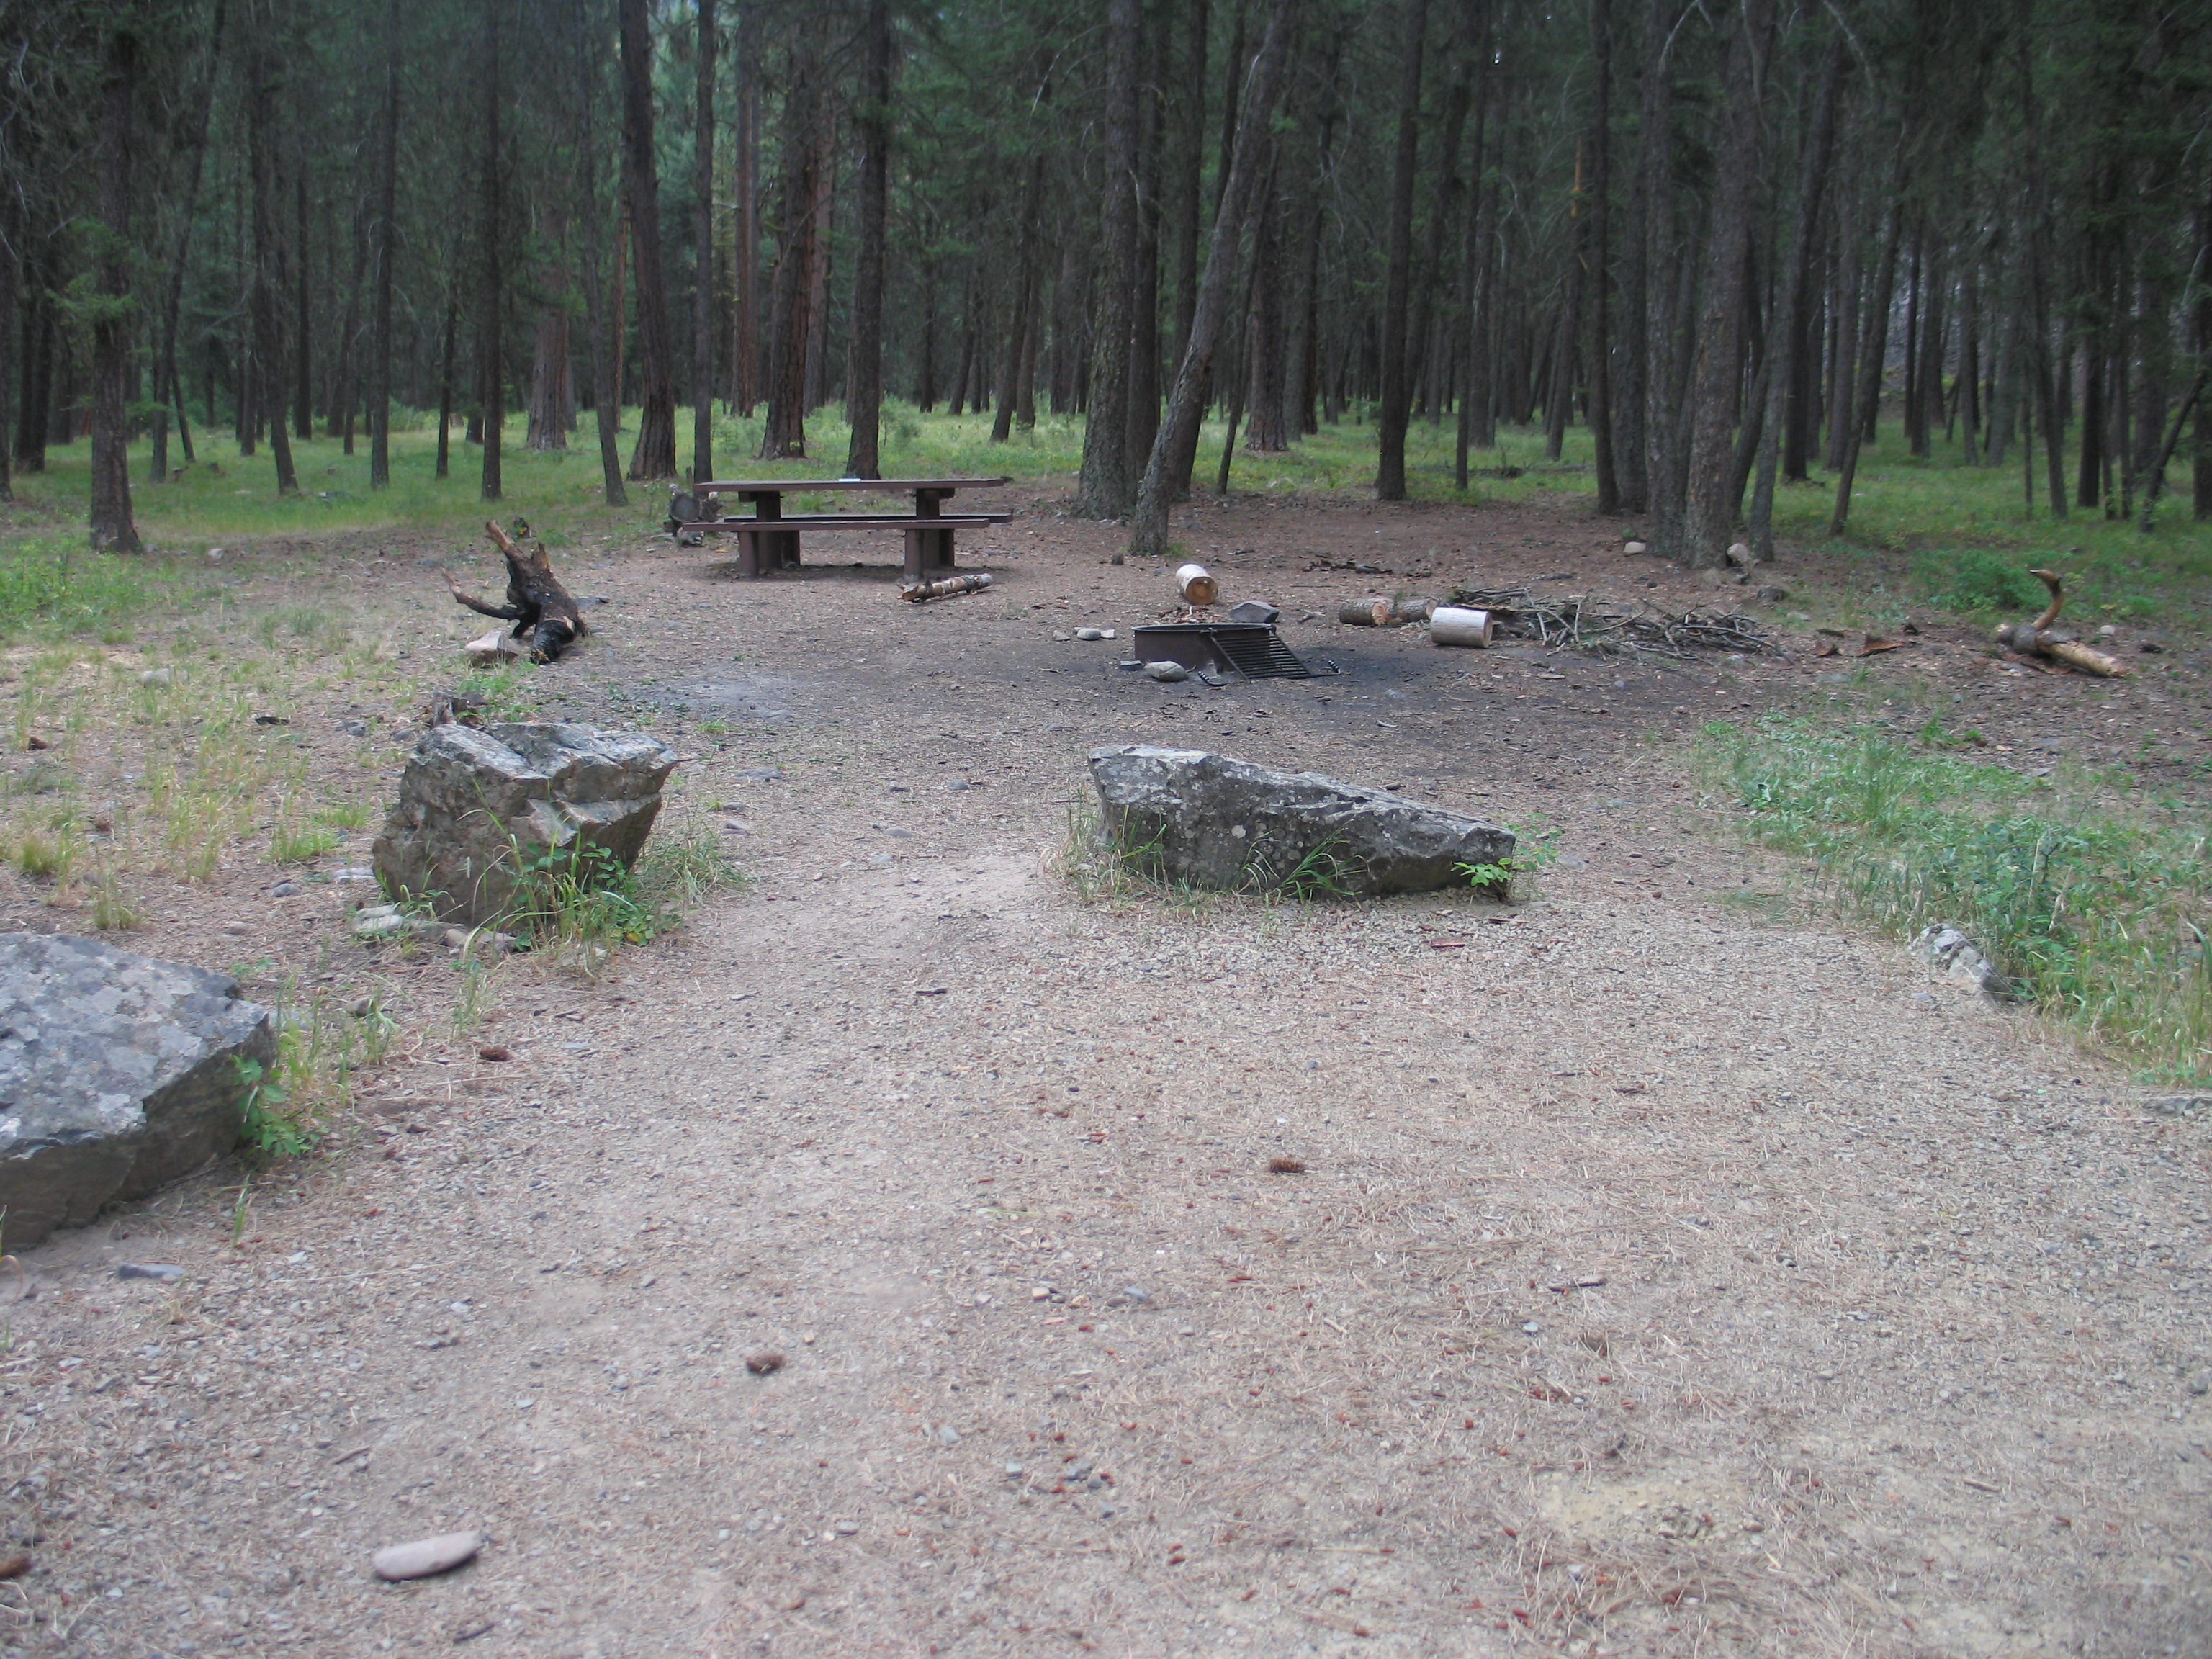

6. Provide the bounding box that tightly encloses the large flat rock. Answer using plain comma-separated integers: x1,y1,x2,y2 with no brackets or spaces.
0,934,274,1249
372,722,679,926
1087,746,1515,898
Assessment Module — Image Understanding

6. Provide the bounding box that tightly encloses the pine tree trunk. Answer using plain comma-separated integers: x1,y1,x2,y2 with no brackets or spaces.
1372,0,1426,501
1169,0,1208,371
572,0,626,506
480,0,505,501
691,0,716,482
1588,0,1618,512
293,170,313,441
1830,161,1906,536
369,0,400,486
802,127,835,411
1128,35,1166,469
436,294,457,477
0,240,15,501
1126,0,1295,559
845,0,892,477
246,12,297,497
759,31,821,457
1242,145,1288,452
730,10,757,416
619,0,678,479
1638,0,1681,547
1077,0,1143,521
992,150,1046,446
88,23,140,551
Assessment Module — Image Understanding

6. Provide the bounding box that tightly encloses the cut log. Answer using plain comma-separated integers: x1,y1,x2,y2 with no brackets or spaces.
1992,568,2128,678
899,571,992,603
444,518,590,663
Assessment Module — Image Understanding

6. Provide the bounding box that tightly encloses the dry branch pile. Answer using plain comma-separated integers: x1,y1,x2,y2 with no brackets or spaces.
444,519,589,663
1446,584,1777,660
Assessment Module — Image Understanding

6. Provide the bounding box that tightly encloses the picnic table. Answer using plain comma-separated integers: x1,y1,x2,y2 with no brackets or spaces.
678,476,1013,581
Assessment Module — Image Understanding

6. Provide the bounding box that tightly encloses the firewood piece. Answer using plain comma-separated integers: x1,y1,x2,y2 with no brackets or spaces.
899,571,992,603
444,520,590,663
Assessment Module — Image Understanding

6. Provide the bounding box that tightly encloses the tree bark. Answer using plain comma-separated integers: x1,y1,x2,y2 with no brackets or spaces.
1829,158,1906,536
1588,0,1618,513
1372,0,1426,502
1077,0,1143,521
570,0,625,505
759,30,822,458
368,0,400,486
730,9,757,415
1126,0,1296,559
88,22,140,552
1638,0,1681,547
1129,30,1168,469
993,148,1048,445
292,168,312,441
1169,0,1208,372
480,0,505,501
246,9,297,497
1242,143,1288,452
690,0,716,482
436,292,457,478
620,0,678,479
845,0,893,477
1679,0,1773,567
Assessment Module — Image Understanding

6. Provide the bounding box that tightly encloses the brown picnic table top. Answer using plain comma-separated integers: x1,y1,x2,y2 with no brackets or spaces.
696,476,1010,502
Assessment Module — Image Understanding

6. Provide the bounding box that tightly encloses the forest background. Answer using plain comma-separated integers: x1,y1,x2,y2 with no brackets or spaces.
0,0,2208,618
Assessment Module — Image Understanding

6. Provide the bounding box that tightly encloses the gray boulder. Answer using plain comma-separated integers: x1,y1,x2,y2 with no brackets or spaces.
1087,746,1514,898
0,934,274,1249
372,723,679,926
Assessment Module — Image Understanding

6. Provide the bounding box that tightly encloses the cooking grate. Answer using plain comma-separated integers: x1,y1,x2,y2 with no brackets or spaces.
1128,622,1338,680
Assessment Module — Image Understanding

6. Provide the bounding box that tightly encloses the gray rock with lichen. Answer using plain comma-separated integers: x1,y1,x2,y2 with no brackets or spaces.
1087,746,1514,897
372,723,678,926
0,933,274,1249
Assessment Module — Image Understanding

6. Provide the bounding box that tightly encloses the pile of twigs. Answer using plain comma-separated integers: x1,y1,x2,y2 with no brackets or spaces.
1447,584,1777,660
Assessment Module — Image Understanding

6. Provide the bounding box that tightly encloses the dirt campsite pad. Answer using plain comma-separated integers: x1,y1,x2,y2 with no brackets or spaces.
0,490,2208,1658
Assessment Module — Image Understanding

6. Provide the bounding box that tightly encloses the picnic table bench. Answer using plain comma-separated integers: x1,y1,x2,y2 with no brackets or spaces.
676,476,1013,581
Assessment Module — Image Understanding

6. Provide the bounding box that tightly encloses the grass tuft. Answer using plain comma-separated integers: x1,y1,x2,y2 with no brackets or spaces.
1704,718,2211,1084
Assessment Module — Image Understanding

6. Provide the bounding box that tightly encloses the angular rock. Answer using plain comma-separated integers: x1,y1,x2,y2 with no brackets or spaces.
1909,923,2013,1002
372,1531,485,1581
1087,747,1514,898
0,934,274,1250
371,723,678,926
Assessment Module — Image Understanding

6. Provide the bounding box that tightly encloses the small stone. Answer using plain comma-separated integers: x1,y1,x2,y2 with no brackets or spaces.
734,767,786,782
1623,541,1647,556
1004,1462,1025,1478
331,866,374,883
350,997,373,1017
139,668,174,687
938,1425,961,1447
745,1350,785,1375
371,1530,484,1581
0,1552,27,1581
1755,585,1789,602
1031,1286,1051,1300
1119,1285,1149,1303
477,1046,512,1063
1575,1274,1606,1289
1072,626,1105,641
1522,1321,1542,1335
116,1263,186,1282
1053,630,1074,642
269,881,301,897
1144,662,1190,682
1725,541,1753,567
1100,629,1117,640
833,1520,859,1535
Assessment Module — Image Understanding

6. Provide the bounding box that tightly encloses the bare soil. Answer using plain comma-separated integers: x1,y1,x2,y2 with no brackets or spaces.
1,487,2208,1659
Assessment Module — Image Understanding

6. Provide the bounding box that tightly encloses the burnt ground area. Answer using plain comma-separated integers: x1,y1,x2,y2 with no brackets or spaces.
0,485,2207,1659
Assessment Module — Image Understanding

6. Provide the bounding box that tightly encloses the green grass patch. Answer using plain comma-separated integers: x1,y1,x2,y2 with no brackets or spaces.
1704,717,2211,1084
0,536,194,644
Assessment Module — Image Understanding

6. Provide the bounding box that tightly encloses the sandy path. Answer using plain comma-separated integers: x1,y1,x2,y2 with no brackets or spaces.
1,491,2206,1658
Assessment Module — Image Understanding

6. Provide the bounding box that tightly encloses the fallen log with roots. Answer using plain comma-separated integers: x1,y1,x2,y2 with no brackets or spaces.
444,519,589,663
1994,569,2128,678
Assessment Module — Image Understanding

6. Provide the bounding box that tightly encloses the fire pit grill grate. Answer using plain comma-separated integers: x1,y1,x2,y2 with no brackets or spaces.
1129,623,1338,680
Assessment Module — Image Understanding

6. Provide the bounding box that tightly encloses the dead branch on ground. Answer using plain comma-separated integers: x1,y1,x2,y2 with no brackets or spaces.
1993,569,2128,678
1445,584,1777,660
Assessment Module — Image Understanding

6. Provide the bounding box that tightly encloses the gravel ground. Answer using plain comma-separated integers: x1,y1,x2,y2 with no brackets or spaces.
0,488,2206,1659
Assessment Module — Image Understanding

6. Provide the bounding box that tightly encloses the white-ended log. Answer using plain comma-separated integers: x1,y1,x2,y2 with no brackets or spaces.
1428,606,1494,647
1176,564,1218,606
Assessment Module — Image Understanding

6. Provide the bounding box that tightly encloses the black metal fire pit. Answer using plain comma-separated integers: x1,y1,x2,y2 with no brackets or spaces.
1128,623,1337,680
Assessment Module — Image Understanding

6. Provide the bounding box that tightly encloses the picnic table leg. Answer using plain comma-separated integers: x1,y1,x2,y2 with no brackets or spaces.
736,526,763,579
902,525,957,581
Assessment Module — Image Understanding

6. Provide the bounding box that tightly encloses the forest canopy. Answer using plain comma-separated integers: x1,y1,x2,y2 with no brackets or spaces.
1,0,2207,568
